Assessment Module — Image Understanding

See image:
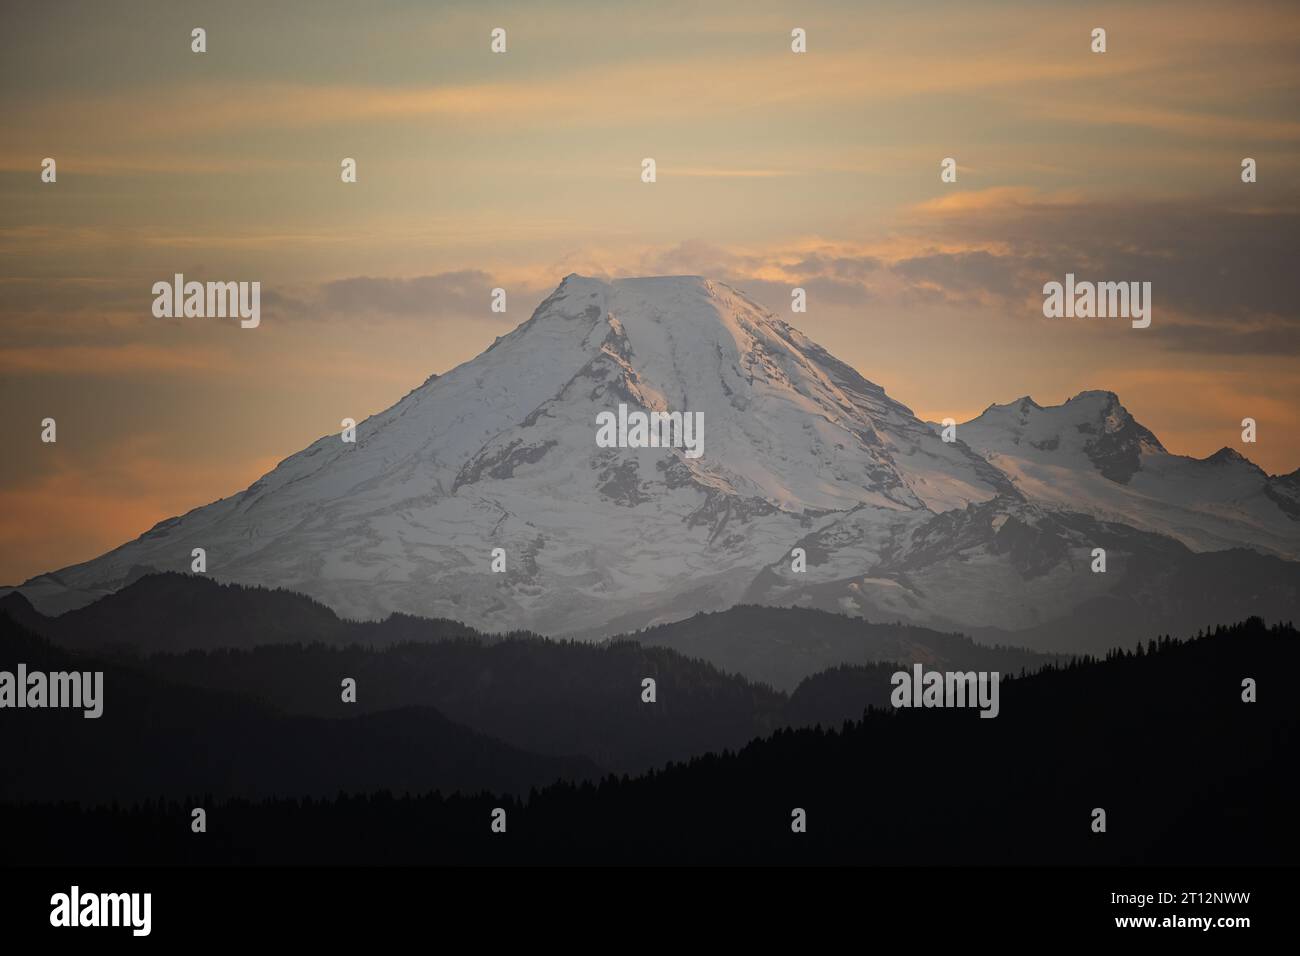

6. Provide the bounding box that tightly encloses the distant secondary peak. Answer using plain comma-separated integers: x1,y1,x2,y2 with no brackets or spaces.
1204,447,1253,465
1066,389,1121,405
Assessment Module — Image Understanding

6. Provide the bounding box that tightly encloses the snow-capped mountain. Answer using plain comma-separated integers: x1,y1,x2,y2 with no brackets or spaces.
9,276,1298,649
952,392,1300,559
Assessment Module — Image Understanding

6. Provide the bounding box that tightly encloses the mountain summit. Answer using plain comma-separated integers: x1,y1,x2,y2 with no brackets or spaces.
956,388,1298,557
9,275,1298,646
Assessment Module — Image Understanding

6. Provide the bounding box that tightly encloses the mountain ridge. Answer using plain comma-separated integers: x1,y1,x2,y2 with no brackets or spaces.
6,274,1297,651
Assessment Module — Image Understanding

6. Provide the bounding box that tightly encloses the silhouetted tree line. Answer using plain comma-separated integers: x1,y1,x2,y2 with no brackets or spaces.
4,617,1295,865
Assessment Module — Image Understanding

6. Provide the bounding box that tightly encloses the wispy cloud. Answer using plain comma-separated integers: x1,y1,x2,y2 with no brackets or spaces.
669,168,795,179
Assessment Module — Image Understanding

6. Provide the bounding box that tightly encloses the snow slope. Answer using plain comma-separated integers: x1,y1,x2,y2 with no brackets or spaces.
9,276,1297,646
951,392,1300,559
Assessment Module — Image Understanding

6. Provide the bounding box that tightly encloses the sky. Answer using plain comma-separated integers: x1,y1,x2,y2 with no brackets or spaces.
2,0,1299,584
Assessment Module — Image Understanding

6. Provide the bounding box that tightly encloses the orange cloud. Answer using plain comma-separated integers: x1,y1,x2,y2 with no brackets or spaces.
911,187,1086,218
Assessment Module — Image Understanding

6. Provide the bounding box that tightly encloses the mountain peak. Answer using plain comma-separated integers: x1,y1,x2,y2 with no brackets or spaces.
1206,446,1245,462
961,388,1164,483
1068,389,1119,402
15,272,1297,636
1202,446,1265,474
15,273,1012,628
1056,390,1160,444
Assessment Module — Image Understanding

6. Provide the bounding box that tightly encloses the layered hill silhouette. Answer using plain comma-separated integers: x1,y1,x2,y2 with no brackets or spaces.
0,613,598,804
7,275,1296,656
2,571,1060,685
0,571,479,656
1,573,1059,775
7,617,1295,865
633,604,1051,690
